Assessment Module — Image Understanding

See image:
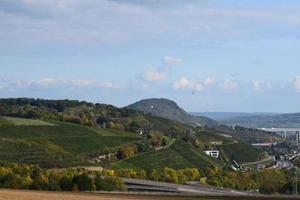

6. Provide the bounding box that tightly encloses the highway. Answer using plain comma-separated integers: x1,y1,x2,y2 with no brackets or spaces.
259,128,300,132
122,177,251,196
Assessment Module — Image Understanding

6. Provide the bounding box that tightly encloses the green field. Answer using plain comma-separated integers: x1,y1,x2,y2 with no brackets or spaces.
2,117,55,126
221,141,262,163
0,119,142,167
195,129,236,145
112,139,222,170
0,116,262,169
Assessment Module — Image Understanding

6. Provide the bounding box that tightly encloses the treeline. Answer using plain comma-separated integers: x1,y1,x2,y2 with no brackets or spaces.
205,167,294,194
115,168,201,185
0,98,91,112
0,98,188,136
113,167,295,194
0,162,126,192
116,133,169,159
0,161,298,194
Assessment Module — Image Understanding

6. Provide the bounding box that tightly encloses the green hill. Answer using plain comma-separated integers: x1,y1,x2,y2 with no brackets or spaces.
127,98,219,127
0,98,264,170
112,128,262,171
111,139,223,170
0,117,142,168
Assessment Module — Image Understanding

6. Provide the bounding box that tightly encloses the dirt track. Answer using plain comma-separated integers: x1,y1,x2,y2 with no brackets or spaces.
0,190,217,200
0,189,297,200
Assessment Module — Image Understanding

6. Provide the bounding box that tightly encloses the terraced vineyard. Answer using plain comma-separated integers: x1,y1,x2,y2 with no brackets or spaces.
221,142,262,163
0,118,142,167
195,129,236,145
112,128,262,171
111,139,223,170
0,112,262,170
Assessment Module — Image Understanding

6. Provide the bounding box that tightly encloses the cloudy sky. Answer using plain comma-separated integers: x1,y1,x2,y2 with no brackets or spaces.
1,0,300,112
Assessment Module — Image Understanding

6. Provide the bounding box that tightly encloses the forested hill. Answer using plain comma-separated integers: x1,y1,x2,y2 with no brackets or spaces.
0,98,281,144
127,98,219,127
0,98,189,137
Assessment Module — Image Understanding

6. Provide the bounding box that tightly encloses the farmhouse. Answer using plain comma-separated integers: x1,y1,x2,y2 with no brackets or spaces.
204,150,220,158
209,141,223,145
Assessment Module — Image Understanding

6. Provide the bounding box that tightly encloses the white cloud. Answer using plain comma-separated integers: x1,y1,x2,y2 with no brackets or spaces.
220,79,238,91
0,77,123,91
2,1,300,46
252,80,274,92
173,76,203,92
142,56,182,82
142,68,166,81
163,56,182,66
36,78,64,87
203,76,215,87
98,81,122,89
265,82,273,91
71,79,93,87
294,76,300,92
252,80,261,91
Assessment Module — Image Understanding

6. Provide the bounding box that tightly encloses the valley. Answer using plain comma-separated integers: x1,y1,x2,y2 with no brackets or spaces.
0,98,297,197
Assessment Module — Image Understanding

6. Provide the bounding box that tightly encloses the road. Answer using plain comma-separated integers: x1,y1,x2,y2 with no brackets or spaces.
242,156,273,167
122,178,252,196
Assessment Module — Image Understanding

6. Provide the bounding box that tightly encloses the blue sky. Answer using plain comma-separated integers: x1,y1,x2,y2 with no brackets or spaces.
1,0,300,112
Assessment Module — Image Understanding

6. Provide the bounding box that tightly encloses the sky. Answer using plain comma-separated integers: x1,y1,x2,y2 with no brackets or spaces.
1,0,300,112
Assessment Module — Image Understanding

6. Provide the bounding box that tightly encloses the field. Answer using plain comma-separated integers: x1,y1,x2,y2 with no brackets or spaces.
0,116,262,169
112,139,222,170
1,117,55,126
0,190,295,200
221,142,262,163
195,129,236,145
0,118,142,167
195,129,262,164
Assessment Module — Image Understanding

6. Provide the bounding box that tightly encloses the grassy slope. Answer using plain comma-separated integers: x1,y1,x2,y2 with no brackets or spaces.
0,118,141,167
195,128,262,163
195,129,236,145
2,117,55,126
0,117,261,169
221,141,262,163
111,139,222,170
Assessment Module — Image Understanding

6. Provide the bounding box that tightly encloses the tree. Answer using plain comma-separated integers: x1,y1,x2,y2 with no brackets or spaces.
149,169,160,181
257,169,290,194
72,174,93,191
48,174,61,191
59,176,73,191
182,168,201,181
5,173,20,189
100,176,126,191
117,145,137,159
162,167,178,184
95,174,103,191
31,173,49,190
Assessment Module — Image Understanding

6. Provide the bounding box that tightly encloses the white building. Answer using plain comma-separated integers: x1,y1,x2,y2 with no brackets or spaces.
204,150,220,158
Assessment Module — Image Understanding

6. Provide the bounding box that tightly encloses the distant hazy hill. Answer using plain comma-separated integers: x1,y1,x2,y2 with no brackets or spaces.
192,112,280,121
223,113,300,128
127,98,219,127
